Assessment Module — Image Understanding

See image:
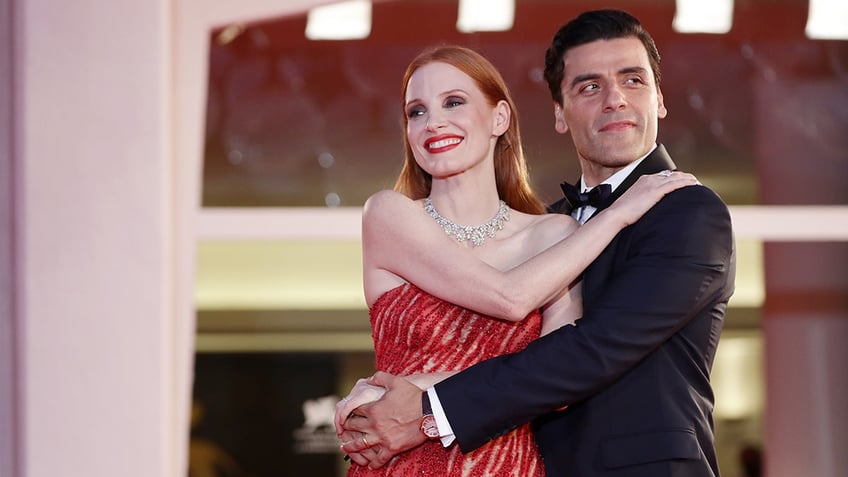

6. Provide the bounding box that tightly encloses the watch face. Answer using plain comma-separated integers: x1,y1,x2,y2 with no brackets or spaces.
420,415,439,439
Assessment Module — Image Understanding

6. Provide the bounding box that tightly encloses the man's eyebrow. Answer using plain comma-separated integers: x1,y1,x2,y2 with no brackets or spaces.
619,66,648,76
570,73,600,88
569,66,648,88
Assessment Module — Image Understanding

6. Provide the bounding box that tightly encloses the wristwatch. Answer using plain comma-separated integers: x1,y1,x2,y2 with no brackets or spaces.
420,392,440,439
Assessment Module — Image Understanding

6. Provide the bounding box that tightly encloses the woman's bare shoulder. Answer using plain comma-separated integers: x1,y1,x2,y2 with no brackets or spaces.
364,189,407,208
531,212,579,235
363,190,418,221
514,211,579,252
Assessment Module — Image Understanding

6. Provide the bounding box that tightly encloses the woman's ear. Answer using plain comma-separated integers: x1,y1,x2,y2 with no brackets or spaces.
492,100,510,136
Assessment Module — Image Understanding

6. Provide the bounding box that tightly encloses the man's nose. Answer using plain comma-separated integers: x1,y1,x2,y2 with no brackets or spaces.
602,84,627,111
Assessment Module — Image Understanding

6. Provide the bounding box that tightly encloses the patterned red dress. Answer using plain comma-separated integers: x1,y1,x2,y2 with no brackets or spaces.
348,283,545,477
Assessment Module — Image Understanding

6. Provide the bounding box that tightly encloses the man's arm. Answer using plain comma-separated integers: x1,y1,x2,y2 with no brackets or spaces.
436,186,734,451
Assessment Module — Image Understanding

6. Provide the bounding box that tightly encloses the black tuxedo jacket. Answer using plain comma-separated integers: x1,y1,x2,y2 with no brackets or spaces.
434,145,735,477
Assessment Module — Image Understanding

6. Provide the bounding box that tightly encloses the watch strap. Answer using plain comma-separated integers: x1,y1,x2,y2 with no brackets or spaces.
422,391,433,416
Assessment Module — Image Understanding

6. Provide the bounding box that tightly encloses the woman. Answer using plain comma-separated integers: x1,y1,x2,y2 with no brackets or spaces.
338,45,696,476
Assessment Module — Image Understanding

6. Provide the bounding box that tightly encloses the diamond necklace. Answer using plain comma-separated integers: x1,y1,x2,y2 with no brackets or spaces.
423,197,510,247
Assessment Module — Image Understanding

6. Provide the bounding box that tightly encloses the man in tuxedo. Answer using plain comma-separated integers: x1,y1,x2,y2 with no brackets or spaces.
341,9,735,476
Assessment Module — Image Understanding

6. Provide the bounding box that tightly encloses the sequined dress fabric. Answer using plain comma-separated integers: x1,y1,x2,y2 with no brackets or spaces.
347,283,545,477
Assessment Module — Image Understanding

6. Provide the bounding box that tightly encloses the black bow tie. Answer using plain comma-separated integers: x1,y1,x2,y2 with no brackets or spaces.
560,182,612,211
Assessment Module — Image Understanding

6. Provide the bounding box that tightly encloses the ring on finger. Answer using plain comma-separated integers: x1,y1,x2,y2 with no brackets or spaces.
659,170,672,177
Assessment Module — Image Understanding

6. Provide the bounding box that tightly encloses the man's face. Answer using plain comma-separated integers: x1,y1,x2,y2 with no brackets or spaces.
554,37,667,183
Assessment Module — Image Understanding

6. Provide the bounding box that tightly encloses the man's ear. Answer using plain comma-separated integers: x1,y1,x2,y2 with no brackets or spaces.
657,86,668,119
554,102,569,134
492,100,510,136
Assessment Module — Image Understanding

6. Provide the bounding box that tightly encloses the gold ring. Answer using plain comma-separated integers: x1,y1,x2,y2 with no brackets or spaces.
362,436,369,447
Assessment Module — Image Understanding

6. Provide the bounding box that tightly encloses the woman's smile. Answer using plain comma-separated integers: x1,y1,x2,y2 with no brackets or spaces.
424,134,463,153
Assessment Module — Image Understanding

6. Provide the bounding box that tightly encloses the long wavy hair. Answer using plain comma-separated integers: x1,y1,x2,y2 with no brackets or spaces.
393,45,545,215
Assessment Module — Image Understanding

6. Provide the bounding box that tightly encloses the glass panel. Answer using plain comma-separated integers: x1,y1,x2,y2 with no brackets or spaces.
201,0,848,207
190,351,374,477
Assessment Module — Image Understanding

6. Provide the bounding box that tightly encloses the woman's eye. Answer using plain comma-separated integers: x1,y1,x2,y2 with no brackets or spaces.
407,107,424,119
445,97,464,108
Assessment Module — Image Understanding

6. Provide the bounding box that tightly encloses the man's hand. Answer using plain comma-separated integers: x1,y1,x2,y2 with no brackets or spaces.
340,371,428,469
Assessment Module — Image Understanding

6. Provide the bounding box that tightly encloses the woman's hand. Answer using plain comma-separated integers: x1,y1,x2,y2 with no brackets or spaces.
609,170,699,225
334,378,386,435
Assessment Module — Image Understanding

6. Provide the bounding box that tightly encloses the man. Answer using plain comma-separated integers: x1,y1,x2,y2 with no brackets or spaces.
341,9,735,477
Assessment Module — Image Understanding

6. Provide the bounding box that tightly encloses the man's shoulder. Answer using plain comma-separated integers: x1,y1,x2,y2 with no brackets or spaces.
659,183,729,210
636,184,733,235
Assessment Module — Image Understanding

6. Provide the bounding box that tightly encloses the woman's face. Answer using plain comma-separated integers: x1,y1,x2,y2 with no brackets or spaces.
404,61,508,180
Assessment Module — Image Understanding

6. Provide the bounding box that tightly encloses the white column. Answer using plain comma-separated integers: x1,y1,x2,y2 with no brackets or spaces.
2,1,337,476
2,0,197,475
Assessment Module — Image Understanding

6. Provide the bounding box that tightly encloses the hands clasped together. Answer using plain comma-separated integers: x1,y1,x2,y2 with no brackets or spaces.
335,372,426,469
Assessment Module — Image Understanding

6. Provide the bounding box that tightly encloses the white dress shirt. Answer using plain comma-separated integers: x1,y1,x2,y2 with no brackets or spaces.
572,146,652,223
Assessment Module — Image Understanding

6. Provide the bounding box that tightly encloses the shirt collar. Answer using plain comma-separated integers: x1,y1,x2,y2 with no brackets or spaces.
579,144,657,193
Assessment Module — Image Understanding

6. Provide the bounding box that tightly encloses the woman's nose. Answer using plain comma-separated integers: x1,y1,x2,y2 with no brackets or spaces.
426,112,446,130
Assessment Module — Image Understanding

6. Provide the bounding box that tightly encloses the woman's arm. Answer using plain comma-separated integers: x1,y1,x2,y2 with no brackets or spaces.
540,280,582,335
404,371,457,390
364,171,697,320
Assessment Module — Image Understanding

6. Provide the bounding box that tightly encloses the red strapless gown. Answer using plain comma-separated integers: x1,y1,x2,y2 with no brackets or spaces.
348,283,545,477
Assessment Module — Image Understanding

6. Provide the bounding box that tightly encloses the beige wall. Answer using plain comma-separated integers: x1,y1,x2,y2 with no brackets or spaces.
3,0,175,474
4,0,184,475
0,1,346,476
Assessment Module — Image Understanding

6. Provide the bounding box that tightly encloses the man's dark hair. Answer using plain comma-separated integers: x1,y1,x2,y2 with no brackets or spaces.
543,9,661,104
